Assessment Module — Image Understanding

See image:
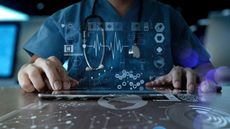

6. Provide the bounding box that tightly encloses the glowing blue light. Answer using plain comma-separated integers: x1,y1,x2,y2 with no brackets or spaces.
0,24,17,77
0,5,29,21
152,126,166,129
63,60,69,70
177,50,199,68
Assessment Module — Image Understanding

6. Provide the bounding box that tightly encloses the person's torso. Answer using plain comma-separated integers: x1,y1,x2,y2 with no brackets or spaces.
59,0,174,91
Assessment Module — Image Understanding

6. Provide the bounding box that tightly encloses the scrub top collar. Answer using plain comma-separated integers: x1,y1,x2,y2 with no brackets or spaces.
98,0,141,22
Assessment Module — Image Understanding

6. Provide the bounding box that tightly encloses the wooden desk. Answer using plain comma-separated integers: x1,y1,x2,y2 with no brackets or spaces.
0,86,230,129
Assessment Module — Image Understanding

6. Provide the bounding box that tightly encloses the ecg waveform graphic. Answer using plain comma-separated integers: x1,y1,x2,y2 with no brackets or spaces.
86,32,129,59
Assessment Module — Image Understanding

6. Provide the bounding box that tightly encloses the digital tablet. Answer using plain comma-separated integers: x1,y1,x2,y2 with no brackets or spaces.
38,90,181,101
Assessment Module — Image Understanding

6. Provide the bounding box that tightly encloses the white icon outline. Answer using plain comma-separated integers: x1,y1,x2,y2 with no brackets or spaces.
64,45,74,53
154,33,165,43
105,22,114,31
155,22,165,32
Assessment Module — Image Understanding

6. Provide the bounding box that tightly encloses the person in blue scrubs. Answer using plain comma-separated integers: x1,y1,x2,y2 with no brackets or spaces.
18,0,215,92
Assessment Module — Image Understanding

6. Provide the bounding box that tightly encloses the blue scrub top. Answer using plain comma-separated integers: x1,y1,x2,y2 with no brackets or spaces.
23,0,210,91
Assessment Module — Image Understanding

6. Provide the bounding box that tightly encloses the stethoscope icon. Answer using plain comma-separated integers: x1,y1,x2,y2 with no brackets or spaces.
82,18,105,71
82,0,143,71
81,0,106,71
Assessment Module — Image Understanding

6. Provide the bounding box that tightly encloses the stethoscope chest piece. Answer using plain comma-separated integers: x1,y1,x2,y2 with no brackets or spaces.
129,45,140,58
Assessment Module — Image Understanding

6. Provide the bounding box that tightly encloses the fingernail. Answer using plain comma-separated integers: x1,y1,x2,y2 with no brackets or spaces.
155,80,160,85
175,81,180,88
145,82,150,87
70,80,78,87
54,81,62,90
189,84,195,91
63,81,70,90
145,82,153,87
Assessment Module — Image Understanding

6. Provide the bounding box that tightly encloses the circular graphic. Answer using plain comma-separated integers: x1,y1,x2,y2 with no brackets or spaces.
153,56,165,69
117,85,122,89
155,23,165,32
122,82,127,86
114,70,144,90
98,95,148,110
68,23,73,29
167,103,230,129
154,33,165,43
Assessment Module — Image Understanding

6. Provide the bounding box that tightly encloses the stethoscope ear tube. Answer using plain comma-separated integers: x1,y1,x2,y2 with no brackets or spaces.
82,21,106,71
81,0,106,71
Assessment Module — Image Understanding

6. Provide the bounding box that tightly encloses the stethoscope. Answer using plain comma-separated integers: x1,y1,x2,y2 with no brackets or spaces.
82,0,143,71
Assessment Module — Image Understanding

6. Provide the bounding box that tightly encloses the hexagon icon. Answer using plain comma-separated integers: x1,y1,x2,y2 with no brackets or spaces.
154,33,165,43
155,22,165,32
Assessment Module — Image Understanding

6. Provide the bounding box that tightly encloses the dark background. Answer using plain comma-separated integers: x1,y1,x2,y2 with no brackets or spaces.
1,0,230,25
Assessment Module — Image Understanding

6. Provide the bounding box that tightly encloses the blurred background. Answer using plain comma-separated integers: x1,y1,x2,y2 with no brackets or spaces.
0,0,230,87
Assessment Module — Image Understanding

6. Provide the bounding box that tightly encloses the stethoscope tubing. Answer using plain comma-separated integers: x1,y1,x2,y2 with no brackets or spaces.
82,0,143,71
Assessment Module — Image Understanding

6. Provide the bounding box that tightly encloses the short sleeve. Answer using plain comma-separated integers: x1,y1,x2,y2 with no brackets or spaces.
170,8,210,68
23,16,67,63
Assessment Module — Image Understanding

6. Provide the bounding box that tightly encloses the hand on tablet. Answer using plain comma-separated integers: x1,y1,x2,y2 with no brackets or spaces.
18,56,79,92
145,66,222,93
145,66,199,93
